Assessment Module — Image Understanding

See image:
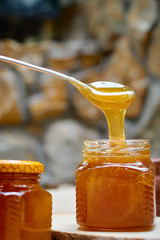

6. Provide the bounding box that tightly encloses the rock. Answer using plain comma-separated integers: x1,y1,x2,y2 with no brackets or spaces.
73,68,103,87
28,72,68,122
28,73,68,123
71,68,104,124
0,39,23,59
38,40,56,52
39,20,56,40
15,59,38,89
0,128,45,163
15,41,45,88
25,124,44,138
0,128,51,186
40,73,68,99
127,0,158,30
78,39,103,68
82,0,124,50
65,39,86,54
62,3,89,41
127,0,158,59
0,67,27,124
138,101,160,156
102,37,148,118
43,119,100,186
148,26,160,78
65,39,103,68
73,91,104,125
125,78,160,139
46,42,78,71
28,92,67,123
0,39,49,89
22,40,48,56
79,52,102,69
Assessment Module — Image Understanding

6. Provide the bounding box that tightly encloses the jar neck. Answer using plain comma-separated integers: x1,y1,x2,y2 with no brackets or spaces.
0,173,41,191
83,139,151,163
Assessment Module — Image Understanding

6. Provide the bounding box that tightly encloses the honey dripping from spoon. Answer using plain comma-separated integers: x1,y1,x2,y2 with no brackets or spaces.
0,55,135,140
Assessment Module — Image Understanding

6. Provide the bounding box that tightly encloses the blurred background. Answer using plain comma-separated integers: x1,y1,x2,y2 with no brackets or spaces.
0,0,160,187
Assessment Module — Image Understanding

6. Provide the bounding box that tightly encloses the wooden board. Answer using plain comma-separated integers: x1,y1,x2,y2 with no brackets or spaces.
52,214,160,240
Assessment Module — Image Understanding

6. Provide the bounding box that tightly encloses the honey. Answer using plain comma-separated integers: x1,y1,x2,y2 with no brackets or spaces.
0,160,52,240
73,81,135,140
75,82,155,229
76,140,155,229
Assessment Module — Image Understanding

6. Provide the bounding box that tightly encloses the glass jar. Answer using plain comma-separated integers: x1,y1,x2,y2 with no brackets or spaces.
76,139,155,229
0,160,52,240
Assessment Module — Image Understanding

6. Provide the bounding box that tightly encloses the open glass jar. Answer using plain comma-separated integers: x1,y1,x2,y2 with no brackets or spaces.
76,139,155,229
0,160,52,240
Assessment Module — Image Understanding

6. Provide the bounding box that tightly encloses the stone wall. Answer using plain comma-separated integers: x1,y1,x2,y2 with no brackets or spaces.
0,0,160,187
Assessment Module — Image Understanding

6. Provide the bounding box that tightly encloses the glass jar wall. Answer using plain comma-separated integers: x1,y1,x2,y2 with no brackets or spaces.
76,140,155,229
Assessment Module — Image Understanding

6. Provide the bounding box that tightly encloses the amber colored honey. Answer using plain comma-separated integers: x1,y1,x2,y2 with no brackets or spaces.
73,81,135,140
76,140,155,229
75,82,155,229
0,161,52,240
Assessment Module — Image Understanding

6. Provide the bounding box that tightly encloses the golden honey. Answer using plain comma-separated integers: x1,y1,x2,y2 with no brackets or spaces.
76,140,155,229
0,160,52,240
73,81,135,140
75,82,155,229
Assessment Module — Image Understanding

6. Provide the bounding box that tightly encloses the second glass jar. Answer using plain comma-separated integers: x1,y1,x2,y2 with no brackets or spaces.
0,160,52,240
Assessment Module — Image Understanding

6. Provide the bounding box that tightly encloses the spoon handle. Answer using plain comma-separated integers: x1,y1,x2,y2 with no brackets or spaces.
0,55,77,83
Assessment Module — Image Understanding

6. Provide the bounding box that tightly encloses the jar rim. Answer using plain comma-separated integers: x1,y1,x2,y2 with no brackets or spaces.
83,139,150,156
84,139,150,144
0,160,44,173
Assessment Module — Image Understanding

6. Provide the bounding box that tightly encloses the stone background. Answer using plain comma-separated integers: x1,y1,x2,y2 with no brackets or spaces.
0,0,160,187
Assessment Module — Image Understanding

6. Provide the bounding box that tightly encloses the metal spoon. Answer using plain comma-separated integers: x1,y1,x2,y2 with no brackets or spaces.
0,55,135,108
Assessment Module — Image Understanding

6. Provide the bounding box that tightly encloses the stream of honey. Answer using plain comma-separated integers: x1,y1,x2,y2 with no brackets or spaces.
84,81,135,140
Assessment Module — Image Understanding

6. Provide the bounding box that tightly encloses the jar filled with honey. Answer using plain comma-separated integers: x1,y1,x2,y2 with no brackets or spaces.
76,139,155,229
0,160,52,240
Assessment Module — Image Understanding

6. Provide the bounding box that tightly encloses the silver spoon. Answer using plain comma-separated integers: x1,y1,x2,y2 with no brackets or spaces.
0,55,86,90
0,55,135,108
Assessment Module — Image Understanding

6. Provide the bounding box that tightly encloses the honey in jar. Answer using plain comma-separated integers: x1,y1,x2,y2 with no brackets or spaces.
76,139,155,229
76,82,155,229
0,160,52,240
